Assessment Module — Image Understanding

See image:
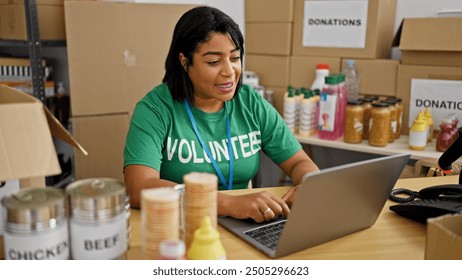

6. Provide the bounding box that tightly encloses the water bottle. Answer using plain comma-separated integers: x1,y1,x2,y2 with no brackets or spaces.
342,59,360,102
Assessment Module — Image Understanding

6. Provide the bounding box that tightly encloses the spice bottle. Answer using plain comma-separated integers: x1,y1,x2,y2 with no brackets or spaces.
409,111,428,150
344,100,364,144
368,102,390,147
2,188,69,260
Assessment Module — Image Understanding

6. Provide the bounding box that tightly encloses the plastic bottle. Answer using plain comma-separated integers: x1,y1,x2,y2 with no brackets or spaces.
436,118,455,152
283,86,296,132
424,108,435,143
335,73,348,138
298,89,315,137
310,64,330,92
187,216,226,260
318,75,339,140
409,111,428,150
342,59,360,102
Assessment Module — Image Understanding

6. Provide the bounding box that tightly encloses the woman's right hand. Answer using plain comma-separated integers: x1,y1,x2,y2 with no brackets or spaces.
218,191,290,223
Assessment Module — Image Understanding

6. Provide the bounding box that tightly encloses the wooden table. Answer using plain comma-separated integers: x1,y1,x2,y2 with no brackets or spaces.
125,175,459,260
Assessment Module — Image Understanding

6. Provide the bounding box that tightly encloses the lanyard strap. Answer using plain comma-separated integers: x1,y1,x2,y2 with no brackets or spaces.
184,100,234,190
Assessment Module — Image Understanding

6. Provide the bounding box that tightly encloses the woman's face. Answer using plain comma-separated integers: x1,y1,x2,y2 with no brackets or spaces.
182,32,242,112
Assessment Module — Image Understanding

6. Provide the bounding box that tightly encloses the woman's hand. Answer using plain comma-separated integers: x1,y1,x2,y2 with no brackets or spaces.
218,191,290,223
282,185,300,208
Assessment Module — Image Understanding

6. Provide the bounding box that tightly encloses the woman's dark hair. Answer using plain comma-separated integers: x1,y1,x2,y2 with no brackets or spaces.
162,6,244,103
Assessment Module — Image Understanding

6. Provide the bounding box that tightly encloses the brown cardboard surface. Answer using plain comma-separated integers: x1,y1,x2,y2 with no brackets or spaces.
292,0,396,58
65,1,196,116
246,23,293,56
73,113,130,182
396,64,462,135
341,58,398,97
0,4,65,40
245,54,291,88
0,85,86,183
289,56,341,89
425,214,462,260
393,17,462,67
245,0,294,23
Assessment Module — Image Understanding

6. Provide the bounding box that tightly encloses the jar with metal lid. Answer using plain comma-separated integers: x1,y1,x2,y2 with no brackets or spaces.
368,102,390,147
359,97,374,140
384,99,398,143
66,178,130,260
1,188,69,260
344,100,364,143
387,97,403,139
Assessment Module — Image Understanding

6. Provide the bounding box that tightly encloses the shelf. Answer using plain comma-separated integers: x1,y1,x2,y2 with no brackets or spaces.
0,40,66,47
296,134,444,161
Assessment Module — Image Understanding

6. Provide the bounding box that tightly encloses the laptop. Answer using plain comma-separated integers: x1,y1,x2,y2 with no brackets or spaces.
218,153,410,258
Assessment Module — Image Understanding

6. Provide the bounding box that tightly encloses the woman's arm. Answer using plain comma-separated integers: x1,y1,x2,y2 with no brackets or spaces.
124,164,177,208
279,149,320,206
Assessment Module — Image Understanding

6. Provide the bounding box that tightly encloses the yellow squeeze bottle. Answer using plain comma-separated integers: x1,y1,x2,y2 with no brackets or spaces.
187,216,226,260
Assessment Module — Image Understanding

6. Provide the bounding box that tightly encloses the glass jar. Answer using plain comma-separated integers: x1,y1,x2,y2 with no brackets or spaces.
359,96,374,140
66,178,130,260
344,100,364,144
368,102,390,147
2,188,69,260
384,99,398,143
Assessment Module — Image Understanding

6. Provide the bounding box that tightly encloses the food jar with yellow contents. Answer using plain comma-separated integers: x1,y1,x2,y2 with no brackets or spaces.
368,102,390,147
344,100,364,143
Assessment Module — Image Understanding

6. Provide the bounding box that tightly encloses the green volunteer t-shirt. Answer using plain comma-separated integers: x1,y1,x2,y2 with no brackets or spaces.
123,83,301,190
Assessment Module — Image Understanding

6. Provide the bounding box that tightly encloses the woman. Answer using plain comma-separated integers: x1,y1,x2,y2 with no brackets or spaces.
123,6,319,223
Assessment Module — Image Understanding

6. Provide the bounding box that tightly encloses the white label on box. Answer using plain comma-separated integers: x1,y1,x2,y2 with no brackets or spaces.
302,0,368,48
0,180,20,236
410,79,462,127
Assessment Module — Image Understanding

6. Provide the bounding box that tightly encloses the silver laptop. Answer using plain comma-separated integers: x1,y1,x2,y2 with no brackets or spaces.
218,153,410,258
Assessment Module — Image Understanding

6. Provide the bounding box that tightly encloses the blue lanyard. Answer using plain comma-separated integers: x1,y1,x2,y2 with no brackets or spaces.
184,100,234,190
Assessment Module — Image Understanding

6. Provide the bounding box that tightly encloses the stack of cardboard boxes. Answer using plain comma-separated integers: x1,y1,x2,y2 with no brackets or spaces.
245,0,398,116
65,1,196,181
394,17,462,135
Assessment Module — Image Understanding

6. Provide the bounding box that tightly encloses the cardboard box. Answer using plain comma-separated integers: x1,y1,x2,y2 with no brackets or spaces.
341,58,398,97
65,1,196,116
425,214,462,260
0,84,87,187
0,2,65,40
246,23,293,55
245,54,291,88
396,64,462,135
72,113,130,182
393,17,462,67
292,0,396,58
245,0,294,22
289,56,341,89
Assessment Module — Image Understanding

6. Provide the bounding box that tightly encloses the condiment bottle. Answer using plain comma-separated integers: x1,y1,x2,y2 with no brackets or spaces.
187,216,226,260
436,117,454,152
283,85,296,132
384,99,397,143
368,102,390,147
344,100,364,144
424,108,435,143
409,111,428,150
298,89,315,137
359,96,374,140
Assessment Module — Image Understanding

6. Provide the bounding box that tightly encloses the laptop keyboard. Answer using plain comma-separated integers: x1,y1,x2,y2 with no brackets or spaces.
244,219,287,251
